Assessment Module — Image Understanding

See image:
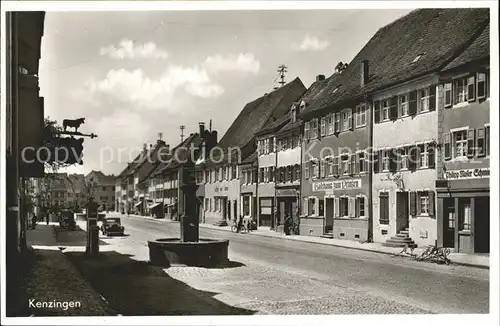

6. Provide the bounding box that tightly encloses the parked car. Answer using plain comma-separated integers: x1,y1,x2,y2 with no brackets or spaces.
101,217,124,236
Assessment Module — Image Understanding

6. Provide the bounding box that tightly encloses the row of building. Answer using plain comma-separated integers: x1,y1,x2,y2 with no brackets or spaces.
115,8,490,254
30,171,117,216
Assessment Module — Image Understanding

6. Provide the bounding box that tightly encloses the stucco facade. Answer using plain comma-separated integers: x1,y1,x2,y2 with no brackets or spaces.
372,75,439,247
203,165,240,225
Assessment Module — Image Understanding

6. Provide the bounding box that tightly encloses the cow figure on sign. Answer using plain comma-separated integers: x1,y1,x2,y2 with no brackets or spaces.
63,118,85,132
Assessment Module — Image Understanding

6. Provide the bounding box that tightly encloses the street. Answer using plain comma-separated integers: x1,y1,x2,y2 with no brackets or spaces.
91,213,489,314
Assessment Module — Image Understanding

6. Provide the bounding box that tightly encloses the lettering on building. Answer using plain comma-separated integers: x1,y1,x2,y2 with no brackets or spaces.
312,179,362,192
444,168,490,180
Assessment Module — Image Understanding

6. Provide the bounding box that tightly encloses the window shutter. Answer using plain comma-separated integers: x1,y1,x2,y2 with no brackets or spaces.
350,154,356,175
389,149,397,172
374,101,380,123
378,150,384,172
373,151,379,173
429,191,435,217
416,144,423,169
428,143,436,168
416,192,422,216
444,83,452,108
467,75,475,102
477,127,485,157
409,191,417,217
320,117,326,136
363,151,369,172
349,197,355,217
349,109,354,130
334,113,340,133
467,129,475,158
477,72,486,99
333,157,339,177
409,90,417,115
334,197,339,217
429,85,436,111
390,96,398,120
443,133,451,160
304,122,310,141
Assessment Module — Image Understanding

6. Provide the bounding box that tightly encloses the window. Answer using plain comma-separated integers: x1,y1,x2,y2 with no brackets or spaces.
205,198,209,211
379,192,389,225
334,113,341,133
477,72,486,99
232,165,237,179
332,157,339,176
327,113,334,134
295,165,301,181
259,168,265,182
418,88,430,112
358,152,366,173
467,76,475,101
454,78,467,104
291,107,297,123
382,99,390,121
215,169,220,181
339,197,349,217
320,117,326,136
312,161,319,178
382,150,390,171
419,192,429,215
400,147,409,170
102,186,106,191
355,105,367,127
460,199,471,231
310,119,318,139
205,171,210,183
305,161,310,179
308,197,316,215
341,155,349,175
453,130,468,158
304,122,310,140
341,109,353,131
356,197,365,218
399,94,409,116
444,83,452,107
419,143,429,168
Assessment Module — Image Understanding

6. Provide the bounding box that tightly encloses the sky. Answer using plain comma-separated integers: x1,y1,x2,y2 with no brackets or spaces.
39,9,414,176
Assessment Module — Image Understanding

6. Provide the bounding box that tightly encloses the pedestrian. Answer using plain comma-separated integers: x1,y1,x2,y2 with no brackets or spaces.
46,213,49,225
31,214,37,229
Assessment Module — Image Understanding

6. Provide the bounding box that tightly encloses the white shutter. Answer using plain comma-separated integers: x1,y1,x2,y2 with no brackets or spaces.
349,197,355,217
334,197,340,217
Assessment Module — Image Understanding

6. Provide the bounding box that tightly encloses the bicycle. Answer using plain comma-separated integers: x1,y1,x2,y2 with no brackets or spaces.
416,245,451,265
231,221,248,233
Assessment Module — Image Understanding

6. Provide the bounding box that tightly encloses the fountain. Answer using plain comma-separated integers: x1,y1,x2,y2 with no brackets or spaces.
148,165,229,267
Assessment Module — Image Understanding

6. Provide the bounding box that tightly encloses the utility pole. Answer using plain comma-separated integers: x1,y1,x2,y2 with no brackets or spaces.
277,65,287,88
180,125,185,143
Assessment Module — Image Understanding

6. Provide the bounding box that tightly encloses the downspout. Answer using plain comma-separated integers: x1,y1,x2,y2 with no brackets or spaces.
367,96,374,243
273,135,278,231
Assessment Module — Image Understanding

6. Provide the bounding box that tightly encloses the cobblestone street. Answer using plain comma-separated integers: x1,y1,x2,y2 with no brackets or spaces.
83,214,489,314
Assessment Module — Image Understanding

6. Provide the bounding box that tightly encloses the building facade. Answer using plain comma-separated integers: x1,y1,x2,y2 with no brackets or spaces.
371,75,439,247
85,171,116,211
435,22,490,254
238,152,258,223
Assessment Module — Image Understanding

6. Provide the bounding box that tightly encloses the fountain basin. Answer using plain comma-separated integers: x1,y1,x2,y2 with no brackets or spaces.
148,238,229,267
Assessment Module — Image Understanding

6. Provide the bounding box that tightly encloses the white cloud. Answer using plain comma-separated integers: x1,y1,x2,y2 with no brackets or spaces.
100,39,168,60
292,35,330,51
203,53,260,74
87,65,224,110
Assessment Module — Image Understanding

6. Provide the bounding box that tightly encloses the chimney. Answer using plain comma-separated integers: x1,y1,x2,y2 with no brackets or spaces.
211,130,218,144
361,60,369,86
199,122,205,135
316,74,325,82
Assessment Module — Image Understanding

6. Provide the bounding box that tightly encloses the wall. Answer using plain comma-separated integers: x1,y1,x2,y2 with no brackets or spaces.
204,175,240,224
277,147,301,167
258,152,275,168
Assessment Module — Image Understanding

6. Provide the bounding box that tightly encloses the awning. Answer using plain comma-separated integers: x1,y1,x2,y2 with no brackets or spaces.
134,202,142,207
148,203,161,209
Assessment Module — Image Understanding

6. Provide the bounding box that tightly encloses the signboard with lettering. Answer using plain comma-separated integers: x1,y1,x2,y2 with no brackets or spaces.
444,168,490,180
312,179,362,192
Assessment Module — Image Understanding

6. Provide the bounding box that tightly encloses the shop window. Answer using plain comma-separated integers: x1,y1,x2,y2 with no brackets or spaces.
379,192,389,225
308,197,316,215
460,199,472,231
243,196,250,216
319,199,324,216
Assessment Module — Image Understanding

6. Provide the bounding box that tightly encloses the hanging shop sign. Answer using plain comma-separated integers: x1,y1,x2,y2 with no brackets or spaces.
444,168,490,180
312,179,362,192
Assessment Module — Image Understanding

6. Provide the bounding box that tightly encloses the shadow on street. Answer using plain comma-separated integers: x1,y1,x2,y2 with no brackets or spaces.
64,250,257,316
55,225,108,246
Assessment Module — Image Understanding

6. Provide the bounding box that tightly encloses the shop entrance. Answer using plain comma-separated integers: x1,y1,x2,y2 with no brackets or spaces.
324,197,334,233
396,191,409,232
474,196,490,253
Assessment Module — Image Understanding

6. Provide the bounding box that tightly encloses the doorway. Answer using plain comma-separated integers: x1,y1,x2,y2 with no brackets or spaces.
442,197,455,248
324,197,334,234
234,201,238,221
474,196,490,253
396,191,409,232
227,200,231,221
222,198,227,220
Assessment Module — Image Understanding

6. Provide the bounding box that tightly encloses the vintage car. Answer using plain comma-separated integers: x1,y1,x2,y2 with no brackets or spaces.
101,217,124,236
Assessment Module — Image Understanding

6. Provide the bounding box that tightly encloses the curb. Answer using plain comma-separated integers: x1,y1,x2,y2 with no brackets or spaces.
198,224,489,270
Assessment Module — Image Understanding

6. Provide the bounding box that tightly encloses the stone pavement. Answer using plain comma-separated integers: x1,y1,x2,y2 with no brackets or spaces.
21,223,115,316
111,212,489,269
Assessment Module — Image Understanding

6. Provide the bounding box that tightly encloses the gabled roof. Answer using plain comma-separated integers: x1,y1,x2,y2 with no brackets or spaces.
207,77,306,165
444,22,490,71
117,151,146,179
255,114,290,137
301,8,490,118
238,151,257,166
150,133,200,177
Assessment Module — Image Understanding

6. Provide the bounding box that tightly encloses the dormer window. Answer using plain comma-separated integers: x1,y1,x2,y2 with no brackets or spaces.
300,100,306,111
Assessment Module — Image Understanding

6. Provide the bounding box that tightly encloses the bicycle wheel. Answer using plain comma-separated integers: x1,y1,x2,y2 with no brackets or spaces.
231,225,237,233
